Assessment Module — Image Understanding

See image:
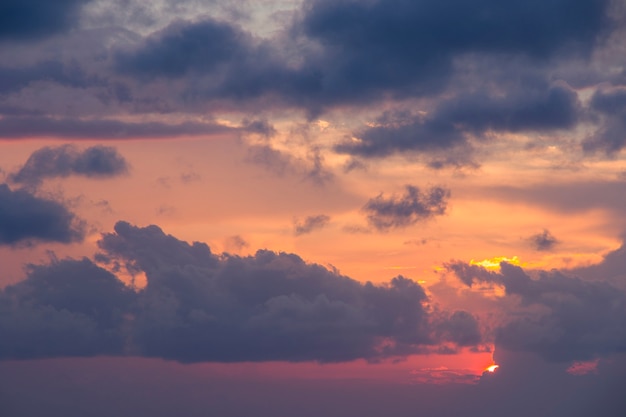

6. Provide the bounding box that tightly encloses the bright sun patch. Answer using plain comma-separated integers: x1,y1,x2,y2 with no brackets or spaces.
470,256,522,270
485,364,499,373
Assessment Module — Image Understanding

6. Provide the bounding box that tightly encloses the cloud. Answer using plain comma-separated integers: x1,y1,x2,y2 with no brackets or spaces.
10,145,128,187
294,214,330,236
296,0,610,108
363,185,450,231
336,85,581,158
583,87,626,154
529,229,559,251
93,221,480,362
0,184,85,246
0,116,234,139
0,258,136,359
246,144,334,186
115,19,251,79
0,0,92,40
448,260,626,362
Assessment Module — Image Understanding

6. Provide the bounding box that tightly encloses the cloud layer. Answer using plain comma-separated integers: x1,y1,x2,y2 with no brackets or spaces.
0,221,481,362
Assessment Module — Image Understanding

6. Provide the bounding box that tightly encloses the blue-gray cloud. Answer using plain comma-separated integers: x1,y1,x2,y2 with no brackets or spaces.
529,229,559,251
294,214,330,236
0,221,482,361
449,260,626,362
0,184,85,246
337,85,581,158
364,185,450,231
0,0,92,40
10,145,129,187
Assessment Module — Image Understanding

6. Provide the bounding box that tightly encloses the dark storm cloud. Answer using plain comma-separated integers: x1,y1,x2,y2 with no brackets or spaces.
363,185,450,231
0,0,91,40
107,0,611,116
337,85,581,157
0,116,234,139
10,145,128,187
449,261,626,362
296,0,610,106
529,229,559,251
0,258,135,359
0,184,85,246
294,214,330,236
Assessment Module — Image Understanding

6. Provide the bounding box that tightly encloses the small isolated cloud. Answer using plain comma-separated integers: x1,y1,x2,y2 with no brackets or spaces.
364,185,450,231
10,145,128,187
294,214,330,236
0,184,85,246
530,229,559,251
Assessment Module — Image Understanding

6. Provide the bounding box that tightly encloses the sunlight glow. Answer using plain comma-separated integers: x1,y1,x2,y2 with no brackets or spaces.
485,364,499,373
470,256,521,270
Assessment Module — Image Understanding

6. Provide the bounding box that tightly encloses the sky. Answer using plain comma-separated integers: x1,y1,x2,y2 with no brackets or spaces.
1,0,626,416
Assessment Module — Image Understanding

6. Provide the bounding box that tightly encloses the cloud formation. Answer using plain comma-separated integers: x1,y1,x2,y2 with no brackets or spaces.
364,185,450,231
336,85,581,158
0,221,482,361
10,145,128,187
294,214,330,236
0,0,91,40
0,258,136,358
449,260,626,362
529,229,559,251
0,184,85,246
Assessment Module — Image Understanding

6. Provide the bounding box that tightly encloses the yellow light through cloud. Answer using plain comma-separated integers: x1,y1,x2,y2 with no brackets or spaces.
485,364,499,373
470,256,522,270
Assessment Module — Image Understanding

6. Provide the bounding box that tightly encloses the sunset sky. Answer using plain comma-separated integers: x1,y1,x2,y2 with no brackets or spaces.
1,0,626,416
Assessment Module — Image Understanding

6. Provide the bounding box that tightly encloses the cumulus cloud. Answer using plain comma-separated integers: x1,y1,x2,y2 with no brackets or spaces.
363,185,450,231
0,184,85,246
448,260,626,362
294,214,330,236
10,145,128,187
0,258,136,359
0,221,482,362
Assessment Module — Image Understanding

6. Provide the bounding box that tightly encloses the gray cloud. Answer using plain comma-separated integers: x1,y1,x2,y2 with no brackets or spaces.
0,258,136,359
10,145,128,187
584,87,626,154
448,260,626,362
529,229,559,251
0,116,234,139
0,184,85,246
336,85,581,158
4,219,495,362
246,144,334,186
294,214,330,236
363,185,450,231
0,0,92,40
